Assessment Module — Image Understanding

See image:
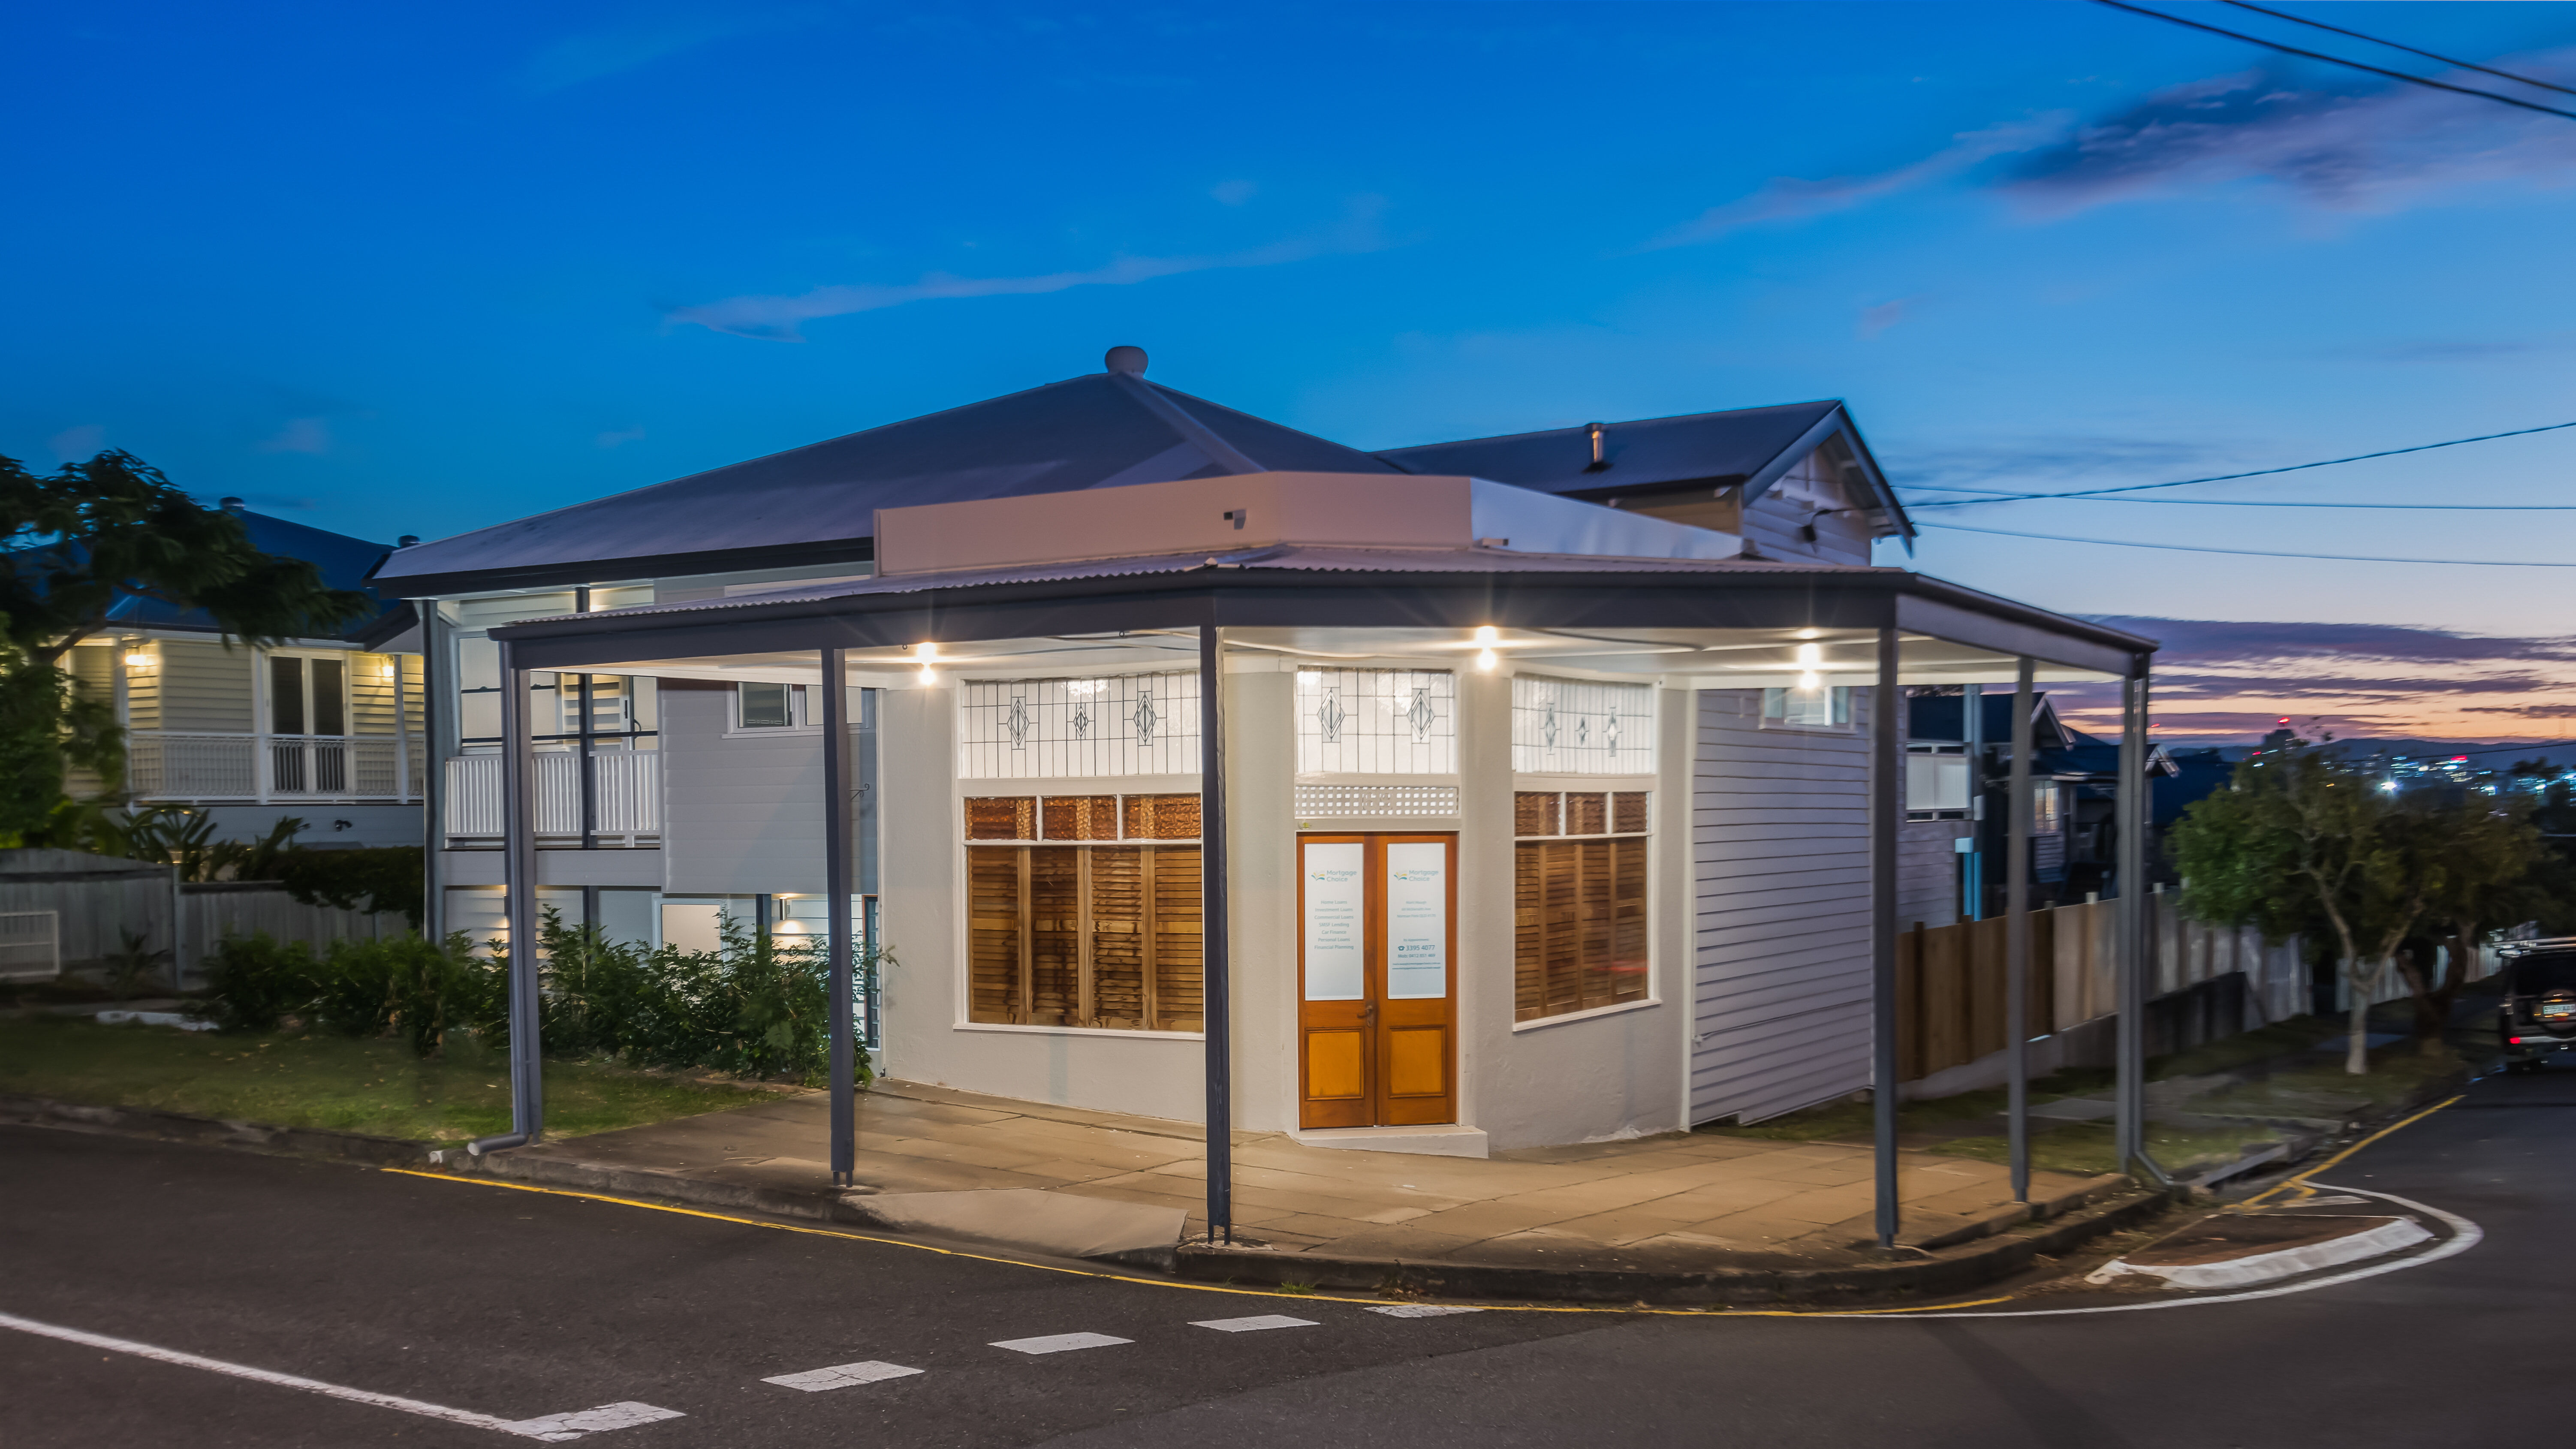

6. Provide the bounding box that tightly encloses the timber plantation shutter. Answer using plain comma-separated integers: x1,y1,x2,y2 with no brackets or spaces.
964,843,1202,1030
1512,834,1649,1023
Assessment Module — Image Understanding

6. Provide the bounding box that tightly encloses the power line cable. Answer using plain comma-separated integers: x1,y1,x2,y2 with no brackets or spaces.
2086,0,2576,121
1899,418,2576,508
1899,490,2576,511
2217,0,2576,98
1919,520,2576,566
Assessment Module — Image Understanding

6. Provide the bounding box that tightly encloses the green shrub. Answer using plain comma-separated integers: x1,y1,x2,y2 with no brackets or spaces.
203,934,320,1033
202,913,879,1082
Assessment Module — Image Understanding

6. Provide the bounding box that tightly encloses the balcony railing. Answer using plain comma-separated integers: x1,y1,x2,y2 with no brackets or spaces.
129,732,421,803
444,752,660,845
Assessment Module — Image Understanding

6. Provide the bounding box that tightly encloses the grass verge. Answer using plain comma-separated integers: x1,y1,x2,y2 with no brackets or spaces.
0,1015,787,1145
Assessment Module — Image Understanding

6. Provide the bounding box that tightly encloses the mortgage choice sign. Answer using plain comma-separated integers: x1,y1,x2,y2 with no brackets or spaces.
1302,841,1365,1000
1383,842,1447,1000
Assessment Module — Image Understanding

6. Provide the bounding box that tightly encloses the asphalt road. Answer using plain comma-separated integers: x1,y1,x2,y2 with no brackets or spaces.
6,1063,2570,1449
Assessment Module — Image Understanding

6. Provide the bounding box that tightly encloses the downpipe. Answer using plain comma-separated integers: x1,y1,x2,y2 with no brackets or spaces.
465,1133,529,1157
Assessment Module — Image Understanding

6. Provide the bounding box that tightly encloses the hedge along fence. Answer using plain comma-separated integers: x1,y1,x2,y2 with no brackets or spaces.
202,911,886,1085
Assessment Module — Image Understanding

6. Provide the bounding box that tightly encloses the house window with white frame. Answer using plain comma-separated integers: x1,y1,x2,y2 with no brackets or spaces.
1762,685,1853,730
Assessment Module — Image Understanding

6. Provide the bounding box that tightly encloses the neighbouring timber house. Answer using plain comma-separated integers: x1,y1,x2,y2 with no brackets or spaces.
67,500,425,847
372,350,2156,1154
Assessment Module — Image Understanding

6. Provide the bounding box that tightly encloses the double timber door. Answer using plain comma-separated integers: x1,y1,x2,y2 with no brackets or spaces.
1296,833,1458,1130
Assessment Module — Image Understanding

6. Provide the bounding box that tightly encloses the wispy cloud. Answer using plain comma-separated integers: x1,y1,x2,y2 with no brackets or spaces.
669,197,1393,340
595,426,646,449
1895,434,2219,491
1642,116,2072,248
1210,179,1258,206
1998,54,2576,213
2048,617,2576,744
1857,297,1921,340
256,417,331,455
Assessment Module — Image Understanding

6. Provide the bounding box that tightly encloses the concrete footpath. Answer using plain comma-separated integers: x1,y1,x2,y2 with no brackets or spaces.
448,1079,2149,1301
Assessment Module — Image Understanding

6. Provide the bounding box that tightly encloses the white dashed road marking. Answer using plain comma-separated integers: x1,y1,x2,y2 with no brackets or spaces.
0,1310,681,1441
504,1403,687,1440
1367,1304,1486,1318
1191,1315,1320,1333
991,1332,1133,1355
763,1361,925,1392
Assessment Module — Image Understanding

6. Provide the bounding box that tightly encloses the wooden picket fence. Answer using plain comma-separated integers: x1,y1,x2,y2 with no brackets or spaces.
1896,892,2305,1083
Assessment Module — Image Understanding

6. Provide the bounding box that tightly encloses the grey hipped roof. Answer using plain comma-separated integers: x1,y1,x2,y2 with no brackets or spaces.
373,371,1403,597
84,507,405,642
1372,400,1910,543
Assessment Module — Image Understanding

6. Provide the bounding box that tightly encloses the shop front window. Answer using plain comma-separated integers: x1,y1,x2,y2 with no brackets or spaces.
1512,790,1650,1023
963,793,1203,1031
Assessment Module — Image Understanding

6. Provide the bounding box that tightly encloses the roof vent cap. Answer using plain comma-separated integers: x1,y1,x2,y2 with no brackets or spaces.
397,534,419,547
217,496,245,514
1104,345,1148,375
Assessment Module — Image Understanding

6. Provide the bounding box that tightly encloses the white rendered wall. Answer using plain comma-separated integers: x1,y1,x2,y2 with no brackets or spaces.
1467,670,1687,1151
874,682,1209,1124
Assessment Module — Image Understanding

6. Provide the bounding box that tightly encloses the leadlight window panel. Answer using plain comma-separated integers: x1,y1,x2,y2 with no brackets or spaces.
1042,795,1120,840
1122,793,1201,840
1293,669,1455,775
964,843,1202,1032
964,797,1036,840
1514,837,1650,1022
1510,675,1654,775
958,672,1200,780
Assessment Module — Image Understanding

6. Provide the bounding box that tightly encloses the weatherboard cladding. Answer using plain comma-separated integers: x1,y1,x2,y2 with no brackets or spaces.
1690,687,1876,1126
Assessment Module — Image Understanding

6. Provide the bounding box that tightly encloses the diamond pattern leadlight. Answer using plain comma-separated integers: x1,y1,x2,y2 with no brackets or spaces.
958,673,1199,779
1294,669,1455,775
1510,674,1652,775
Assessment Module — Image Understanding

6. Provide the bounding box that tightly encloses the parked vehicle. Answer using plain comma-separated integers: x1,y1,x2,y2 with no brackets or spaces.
2497,939,2576,1072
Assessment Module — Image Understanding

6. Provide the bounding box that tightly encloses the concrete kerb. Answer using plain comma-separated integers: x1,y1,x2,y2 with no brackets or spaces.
1174,1187,2179,1307
0,1091,2181,1306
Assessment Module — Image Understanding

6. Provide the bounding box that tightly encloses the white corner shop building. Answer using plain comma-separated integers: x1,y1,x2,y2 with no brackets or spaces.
377,356,2150,1157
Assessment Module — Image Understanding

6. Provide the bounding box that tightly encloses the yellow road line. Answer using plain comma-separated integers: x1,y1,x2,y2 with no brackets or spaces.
378,1167,2015,1319
2239,1095,2463,1208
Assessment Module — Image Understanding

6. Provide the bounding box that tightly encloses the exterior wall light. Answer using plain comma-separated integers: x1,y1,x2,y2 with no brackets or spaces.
124,649,153,669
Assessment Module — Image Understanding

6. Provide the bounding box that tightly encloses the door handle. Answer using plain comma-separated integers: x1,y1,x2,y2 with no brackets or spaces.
1360,1002,1377,1022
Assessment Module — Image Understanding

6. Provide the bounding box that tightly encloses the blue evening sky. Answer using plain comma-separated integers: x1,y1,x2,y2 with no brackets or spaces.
8,3,2575,739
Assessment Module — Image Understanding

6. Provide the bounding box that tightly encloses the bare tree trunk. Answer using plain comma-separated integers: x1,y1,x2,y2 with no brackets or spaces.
2344,957,2376,1075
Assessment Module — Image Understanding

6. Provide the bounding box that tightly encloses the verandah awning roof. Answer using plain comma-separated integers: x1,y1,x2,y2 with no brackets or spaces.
486,544,2155,682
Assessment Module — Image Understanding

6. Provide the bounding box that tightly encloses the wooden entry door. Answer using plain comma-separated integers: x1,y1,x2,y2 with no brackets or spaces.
1296,833,1458,1130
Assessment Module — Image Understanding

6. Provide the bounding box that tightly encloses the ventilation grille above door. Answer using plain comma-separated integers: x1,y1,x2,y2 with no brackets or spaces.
1294,784,1460,819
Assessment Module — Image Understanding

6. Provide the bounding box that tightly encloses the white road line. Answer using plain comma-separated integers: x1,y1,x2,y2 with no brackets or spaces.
1191,1314,1319,1332
991,1332,1132,1355
763,1361,924,1392
0,1310,681,1442
1367,1304,1486,1318
1847,1185,2483,1320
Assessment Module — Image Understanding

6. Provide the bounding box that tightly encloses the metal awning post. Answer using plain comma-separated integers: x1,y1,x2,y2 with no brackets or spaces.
2115,667,2160,1181
500,641,542,1142
822,646,856,1187
1199,623,1233,1246
1871,625,1901,1250
1960,683,1983,921
2006,659,2035,1203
